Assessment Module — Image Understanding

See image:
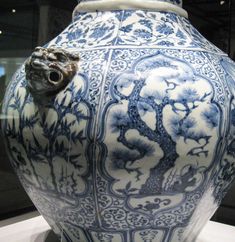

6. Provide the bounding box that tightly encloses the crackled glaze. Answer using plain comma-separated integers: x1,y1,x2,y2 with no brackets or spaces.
2,1,235,242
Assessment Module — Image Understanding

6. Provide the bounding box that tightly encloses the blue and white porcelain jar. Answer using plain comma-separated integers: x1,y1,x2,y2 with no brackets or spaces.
3,0,235,241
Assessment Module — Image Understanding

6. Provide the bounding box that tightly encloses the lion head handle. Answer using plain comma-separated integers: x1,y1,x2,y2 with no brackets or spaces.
25,46,79,99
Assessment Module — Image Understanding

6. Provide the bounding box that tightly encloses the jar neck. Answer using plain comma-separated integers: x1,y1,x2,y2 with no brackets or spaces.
74,0,187,18
78,0,183,7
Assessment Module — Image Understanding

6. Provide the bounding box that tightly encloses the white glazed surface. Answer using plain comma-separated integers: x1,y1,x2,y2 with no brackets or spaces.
2,5,235,242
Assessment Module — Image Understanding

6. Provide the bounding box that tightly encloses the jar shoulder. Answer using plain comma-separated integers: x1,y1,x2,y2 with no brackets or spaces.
48,10,224,56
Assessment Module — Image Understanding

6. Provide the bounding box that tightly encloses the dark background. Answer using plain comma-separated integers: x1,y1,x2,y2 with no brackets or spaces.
0,0,235,225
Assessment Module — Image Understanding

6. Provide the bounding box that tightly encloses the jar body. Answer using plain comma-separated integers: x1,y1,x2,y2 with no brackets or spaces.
2,9,235,242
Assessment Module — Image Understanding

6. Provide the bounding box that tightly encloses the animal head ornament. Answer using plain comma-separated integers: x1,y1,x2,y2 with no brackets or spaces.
25,46,79,98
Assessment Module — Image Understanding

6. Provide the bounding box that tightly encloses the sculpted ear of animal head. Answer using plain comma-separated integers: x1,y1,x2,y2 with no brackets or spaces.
25,46,80,101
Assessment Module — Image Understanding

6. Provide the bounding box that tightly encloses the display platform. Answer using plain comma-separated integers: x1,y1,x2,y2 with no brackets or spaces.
1,212,235,242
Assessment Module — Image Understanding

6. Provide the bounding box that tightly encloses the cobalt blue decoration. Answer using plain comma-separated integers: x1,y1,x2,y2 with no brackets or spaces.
2,0,235,241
